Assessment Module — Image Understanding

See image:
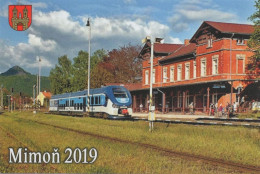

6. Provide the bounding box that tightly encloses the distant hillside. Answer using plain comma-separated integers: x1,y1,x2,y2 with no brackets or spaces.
1,66,31,76
0,66,50,97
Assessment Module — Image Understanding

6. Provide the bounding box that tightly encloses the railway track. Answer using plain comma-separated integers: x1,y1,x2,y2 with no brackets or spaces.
0,126,58,172
14,117,260,174
133,117,260,128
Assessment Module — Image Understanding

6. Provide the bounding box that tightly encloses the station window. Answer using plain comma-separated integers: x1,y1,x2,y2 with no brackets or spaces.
145,70,149,85
170,66,174,82
201,58,206,77
177,64,182,81
212,55,219,75
163,67,167,83
185,63,190,80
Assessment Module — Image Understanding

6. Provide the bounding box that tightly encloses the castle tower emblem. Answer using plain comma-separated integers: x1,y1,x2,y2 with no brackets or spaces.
9,5,32,31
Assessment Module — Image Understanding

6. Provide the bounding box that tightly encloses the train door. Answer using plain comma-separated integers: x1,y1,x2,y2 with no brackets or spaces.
83,97,86,112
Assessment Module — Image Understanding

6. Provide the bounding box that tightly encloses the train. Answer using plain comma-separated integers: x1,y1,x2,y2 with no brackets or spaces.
49,85,133,119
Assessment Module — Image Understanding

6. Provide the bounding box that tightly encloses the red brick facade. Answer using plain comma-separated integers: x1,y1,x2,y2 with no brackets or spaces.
129,21,257,114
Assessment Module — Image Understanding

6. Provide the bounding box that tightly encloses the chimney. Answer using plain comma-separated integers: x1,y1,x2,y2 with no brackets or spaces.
184,39,190,46
155,38,164,43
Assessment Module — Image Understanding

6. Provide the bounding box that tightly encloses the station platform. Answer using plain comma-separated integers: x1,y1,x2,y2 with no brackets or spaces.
132,112,213,120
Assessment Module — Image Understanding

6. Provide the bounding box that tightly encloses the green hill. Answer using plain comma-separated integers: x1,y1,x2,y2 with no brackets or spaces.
0,66,50,97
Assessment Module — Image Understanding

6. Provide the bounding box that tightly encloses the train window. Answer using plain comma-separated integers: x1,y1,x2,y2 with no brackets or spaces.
77,103,79,110
91,96,94,105
94,96,98,105
74,104,76,110
113,88,128,98
80,103,83,110
98,96,100,105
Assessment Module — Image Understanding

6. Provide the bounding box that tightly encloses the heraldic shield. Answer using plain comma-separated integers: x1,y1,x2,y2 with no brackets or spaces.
9,5,32,31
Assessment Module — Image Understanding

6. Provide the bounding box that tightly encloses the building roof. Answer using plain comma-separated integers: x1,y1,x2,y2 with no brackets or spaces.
106,83,142,91
159,43,196,63
153,43,183,53
139,42,183,57
42,91,52,99
205,21,254,35
191,21,254,42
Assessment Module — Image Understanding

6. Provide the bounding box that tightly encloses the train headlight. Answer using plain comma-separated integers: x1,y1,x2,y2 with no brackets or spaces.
112,104,119,108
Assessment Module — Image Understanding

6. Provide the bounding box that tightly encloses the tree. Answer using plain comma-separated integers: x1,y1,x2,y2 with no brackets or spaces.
247,0,260,75
91,64,114,88
72,51,88,91
49,55,73,94
99,44,142,83
50,50,108,94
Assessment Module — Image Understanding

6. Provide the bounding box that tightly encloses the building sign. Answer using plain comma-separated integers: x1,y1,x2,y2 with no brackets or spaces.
9,5,32,31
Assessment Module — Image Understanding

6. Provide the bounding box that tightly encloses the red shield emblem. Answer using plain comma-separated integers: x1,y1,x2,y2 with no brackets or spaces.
9,5,32,31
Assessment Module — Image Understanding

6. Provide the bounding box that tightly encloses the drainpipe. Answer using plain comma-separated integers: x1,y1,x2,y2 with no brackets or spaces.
157,88,165,113
230,33,234,113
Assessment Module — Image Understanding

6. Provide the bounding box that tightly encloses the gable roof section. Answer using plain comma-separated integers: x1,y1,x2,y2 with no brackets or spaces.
153,43,183,53
191,21,254,42
42,91,52,99
205,21,254,34
139,42,183,57
159,43,196,63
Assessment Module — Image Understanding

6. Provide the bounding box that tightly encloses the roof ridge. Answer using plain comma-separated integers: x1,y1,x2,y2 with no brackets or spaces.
205,21,253,26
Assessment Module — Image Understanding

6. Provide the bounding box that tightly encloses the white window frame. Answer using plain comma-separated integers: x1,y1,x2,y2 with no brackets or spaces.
163,67,168,83
170,66,174,82
236,54,245,74
177,64,182,81
237,37,245,45
200,58,206,77
152,69,156,84
145,70,149,85
212,55,219,75
185,63,190,80
193,61,196,79
207,35,213,48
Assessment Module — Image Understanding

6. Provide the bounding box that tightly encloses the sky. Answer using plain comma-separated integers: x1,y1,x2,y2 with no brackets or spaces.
0,0,256,76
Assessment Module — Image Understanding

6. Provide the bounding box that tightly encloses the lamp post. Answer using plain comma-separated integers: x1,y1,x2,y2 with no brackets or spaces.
142,36,155,131
33,85,36,113
38,57,41,96
86,18,91,115
0,85,3,111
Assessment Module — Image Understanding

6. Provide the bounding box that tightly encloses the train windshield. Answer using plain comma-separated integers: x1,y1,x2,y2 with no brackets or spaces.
112,88,129,103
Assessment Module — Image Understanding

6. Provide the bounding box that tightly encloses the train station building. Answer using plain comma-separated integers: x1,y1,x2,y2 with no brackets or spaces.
123,21,258,114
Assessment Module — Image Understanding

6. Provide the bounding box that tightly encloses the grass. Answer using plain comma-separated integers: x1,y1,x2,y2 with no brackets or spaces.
237,111,260,119
0,111,259,173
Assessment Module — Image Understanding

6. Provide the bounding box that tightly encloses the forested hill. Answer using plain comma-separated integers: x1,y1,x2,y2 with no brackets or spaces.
0,66,50,97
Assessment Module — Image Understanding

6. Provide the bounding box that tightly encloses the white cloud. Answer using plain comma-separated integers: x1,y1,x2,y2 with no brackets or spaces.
169,0,238,32
28,34,57,52
1,9,181,75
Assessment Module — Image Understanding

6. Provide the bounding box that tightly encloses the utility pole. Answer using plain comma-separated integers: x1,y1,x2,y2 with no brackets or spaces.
0,85,3,111
86,18,91,116
39,57,41,96
11,88,13,113
7,95,10,112
33,85,36,114
142,36,155,132
19,92,22,112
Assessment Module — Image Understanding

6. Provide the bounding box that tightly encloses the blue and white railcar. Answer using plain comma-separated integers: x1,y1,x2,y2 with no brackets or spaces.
49,86,132,119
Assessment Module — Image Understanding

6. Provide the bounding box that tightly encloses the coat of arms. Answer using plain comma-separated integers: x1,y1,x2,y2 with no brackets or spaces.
9,5,32,31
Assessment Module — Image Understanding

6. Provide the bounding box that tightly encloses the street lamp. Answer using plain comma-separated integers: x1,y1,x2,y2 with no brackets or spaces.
38,57,41,96
142,36,155,132
86,18,91,115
